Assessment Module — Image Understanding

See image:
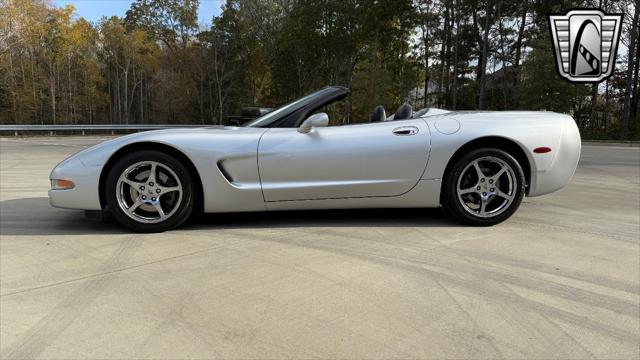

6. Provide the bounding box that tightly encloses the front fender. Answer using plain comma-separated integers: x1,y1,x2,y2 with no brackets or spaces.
49,156,102,210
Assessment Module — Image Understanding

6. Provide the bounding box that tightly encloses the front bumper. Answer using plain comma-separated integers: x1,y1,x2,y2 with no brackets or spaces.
49,157,102,210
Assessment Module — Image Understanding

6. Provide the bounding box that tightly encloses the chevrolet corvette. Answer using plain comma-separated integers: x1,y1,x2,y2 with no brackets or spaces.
49,86,581,232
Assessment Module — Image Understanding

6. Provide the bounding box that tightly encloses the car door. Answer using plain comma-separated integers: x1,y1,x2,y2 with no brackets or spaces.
257,119,430,202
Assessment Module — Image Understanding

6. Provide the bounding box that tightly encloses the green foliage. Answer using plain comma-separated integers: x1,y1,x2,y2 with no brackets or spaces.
125,0,199,49
518,36,590,113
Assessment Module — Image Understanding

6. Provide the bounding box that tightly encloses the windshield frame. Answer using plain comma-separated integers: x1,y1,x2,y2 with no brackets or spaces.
244,90,325,128
243,86,349,128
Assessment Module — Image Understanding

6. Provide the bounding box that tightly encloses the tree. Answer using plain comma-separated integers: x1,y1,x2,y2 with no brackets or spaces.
620,1,639,139
518,37,590,114
125,0,199,50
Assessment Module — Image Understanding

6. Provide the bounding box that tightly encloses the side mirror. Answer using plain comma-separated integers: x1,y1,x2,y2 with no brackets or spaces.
298,112,329,133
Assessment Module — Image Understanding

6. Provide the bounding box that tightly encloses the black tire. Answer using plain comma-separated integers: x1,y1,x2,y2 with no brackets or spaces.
105,150,195,232
442,148,525,226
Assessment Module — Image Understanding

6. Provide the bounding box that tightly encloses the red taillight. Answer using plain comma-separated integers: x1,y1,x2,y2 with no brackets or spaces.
534,147,552,154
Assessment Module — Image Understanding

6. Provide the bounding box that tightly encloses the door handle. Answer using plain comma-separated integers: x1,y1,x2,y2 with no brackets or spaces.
392,126,419,136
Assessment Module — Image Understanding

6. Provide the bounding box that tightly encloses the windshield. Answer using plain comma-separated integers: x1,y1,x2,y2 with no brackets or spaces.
243,90,325,127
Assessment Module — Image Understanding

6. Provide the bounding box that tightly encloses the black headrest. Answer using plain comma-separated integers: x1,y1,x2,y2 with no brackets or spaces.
394,103,413,120
370,105,387,122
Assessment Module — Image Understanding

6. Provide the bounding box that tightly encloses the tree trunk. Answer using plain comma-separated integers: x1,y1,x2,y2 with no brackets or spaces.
213,45,224,125
29,60,38,124
437,0,451,107
8,52,17,123
422,7,430,109
107,69,113,124
452,1,460,110
50,67,56,125
116,71,121,123
473,11,483,86
424,43,430,107
421,2,431,109
445,0,455,108
140,74,144,123
620,3,640,139
209,80,214,124
123,61,129,124
587,0,604,129
497,1,507,109
630,38,640,122
398,24,405,100
512,1,527,108
200,68,205,125
589,84,598,130
478,0,493,110
604,80,610,130
19,58,28,122
67,54,72,123
346,59,356,124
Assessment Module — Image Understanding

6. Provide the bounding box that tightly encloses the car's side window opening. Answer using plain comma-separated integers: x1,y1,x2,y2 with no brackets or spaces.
246,86,426,128
320,98,350,126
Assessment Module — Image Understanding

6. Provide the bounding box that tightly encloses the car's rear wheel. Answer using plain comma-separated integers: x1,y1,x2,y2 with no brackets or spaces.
105,151,195,232
443,148,525,226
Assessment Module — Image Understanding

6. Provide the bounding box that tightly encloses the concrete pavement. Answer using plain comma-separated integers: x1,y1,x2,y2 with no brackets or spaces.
1,137,639,359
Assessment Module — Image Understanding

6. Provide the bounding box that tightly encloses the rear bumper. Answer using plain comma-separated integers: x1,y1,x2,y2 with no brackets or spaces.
49,157,102,210
528,116,581,197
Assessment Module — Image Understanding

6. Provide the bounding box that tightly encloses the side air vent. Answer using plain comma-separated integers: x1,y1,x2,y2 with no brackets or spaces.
217,160,234,184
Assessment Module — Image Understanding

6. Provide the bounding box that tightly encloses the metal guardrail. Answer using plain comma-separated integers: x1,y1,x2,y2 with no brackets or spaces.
0,124,204,131
0,124,206,136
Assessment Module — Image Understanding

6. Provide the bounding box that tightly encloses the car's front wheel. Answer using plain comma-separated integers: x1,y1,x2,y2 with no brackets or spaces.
105,151,195,232
443,148,525,226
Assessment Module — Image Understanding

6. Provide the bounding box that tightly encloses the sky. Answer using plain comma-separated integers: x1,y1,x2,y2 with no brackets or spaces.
52,0,224,27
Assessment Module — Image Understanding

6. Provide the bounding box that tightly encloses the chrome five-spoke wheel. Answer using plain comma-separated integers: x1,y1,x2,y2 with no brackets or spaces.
456,156,516,218
444,148,525,226
106,150,195,232
116,161,183,224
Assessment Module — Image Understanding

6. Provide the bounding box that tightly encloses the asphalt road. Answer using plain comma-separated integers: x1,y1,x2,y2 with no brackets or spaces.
1,137,638,359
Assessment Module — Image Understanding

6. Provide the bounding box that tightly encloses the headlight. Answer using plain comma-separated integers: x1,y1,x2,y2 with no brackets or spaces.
51,179,75,190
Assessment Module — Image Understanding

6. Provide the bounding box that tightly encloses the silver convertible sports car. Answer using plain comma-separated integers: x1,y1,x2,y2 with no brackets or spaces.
49,86,581,232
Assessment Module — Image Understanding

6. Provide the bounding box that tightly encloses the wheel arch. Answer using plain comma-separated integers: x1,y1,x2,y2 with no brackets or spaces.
441,136,532,199
98,142,204,213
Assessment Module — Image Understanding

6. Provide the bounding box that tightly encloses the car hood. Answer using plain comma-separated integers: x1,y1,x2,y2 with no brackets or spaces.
70,126,267,167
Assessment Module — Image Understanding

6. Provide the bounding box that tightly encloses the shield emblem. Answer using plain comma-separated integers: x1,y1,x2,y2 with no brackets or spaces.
549,9,622,82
